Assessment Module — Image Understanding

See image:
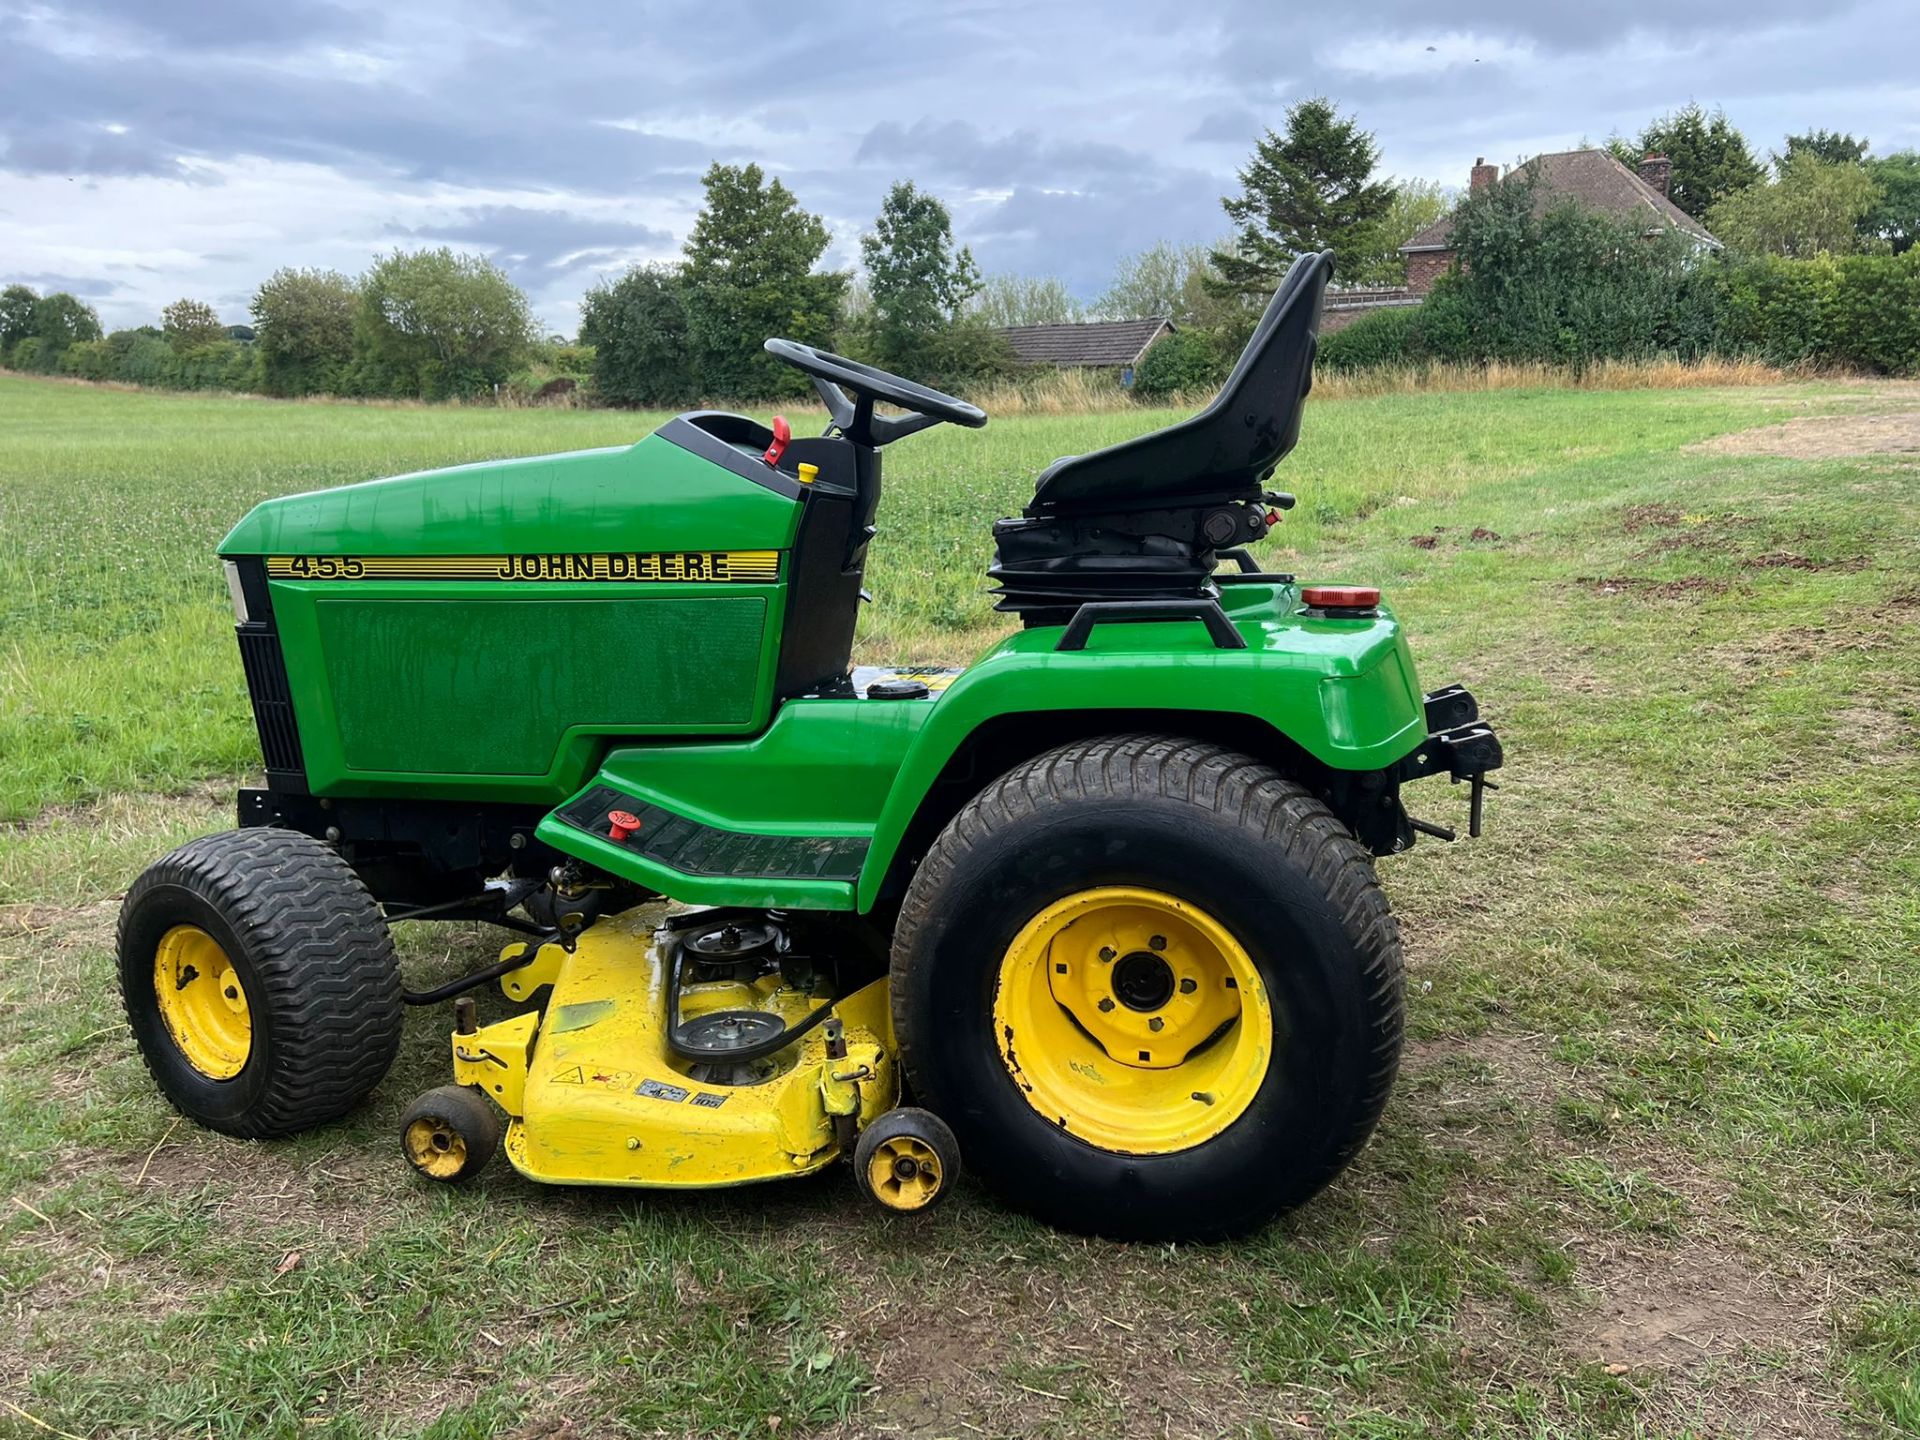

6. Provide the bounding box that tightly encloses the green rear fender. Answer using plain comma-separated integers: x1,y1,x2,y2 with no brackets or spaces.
853,596,1426,909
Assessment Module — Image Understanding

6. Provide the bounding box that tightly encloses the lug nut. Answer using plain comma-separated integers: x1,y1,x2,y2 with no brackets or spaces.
1097,997,1115,1013
1179,977,1197,994
1148,1016,1165,1032
1148,935,1167,952
1099,946,1116,962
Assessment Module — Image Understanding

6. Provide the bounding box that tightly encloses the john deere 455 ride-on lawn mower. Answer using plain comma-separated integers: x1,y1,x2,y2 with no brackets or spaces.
117,252,1501,1240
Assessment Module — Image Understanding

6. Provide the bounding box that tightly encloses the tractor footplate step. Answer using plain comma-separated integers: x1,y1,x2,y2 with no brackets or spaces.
556,786,869,882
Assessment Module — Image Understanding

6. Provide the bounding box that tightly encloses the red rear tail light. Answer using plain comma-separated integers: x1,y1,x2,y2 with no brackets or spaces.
1302,585,1381,612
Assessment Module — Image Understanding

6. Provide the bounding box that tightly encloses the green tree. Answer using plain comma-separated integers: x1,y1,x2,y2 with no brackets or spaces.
354,248,533,398
1782,129,1871,166
1,284,38,353
1347,179,1450,285
1418,172,1715,366
1132,330,1226,397
681,163,844,398
1863,151,1920,254
1097,241,1246,331
860,180,981,375
1613,105,1764,219
969,273,1084,327
579,264,696,407
161,298,227,354
1208,98,1395,300
30,292,103,360
1706,153,1884,258
251,268,357,394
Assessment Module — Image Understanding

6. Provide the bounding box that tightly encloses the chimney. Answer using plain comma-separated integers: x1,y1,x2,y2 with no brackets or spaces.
1639,153,1672,197
1469,156,1499,192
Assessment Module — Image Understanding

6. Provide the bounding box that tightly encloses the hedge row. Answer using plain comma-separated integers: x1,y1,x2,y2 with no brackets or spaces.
1317,250,1920,376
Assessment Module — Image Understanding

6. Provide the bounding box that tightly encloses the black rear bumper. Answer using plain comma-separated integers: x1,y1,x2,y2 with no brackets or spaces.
1389,684,1504,840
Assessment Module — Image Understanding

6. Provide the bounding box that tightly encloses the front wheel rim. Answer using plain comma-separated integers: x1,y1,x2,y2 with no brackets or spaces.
153,925,253,1080
992,887,1273,1155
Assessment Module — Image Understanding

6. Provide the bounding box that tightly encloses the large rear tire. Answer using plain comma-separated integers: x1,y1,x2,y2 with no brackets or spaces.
890,736,1403,1241
118,829,403,1138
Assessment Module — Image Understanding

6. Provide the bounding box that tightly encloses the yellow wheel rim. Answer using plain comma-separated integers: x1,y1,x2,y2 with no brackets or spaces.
403,1117,471,1180
993,887,1273,1155
152,925,253,1080
866,1135,944,1211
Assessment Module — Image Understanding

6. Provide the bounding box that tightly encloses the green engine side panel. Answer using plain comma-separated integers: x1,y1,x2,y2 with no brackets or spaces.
221,429,804,801
312,594,770,775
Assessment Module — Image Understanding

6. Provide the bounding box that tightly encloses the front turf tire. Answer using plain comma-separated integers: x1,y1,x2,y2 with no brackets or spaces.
890,736,1404,1241
118,829,404,1139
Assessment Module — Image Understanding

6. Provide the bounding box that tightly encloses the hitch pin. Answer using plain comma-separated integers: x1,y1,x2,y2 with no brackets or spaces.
1469,774,1499,838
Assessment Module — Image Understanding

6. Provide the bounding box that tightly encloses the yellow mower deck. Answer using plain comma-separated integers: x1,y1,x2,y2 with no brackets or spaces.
450,912,898,1188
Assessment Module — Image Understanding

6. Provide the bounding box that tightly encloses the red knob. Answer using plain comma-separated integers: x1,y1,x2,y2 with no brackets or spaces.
606,810,641,842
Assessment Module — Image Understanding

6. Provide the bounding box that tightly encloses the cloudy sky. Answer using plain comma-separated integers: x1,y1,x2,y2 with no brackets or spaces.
3,0,1916,335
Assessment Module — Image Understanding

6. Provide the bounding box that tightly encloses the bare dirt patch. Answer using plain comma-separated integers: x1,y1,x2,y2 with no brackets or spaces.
1690,410,1920,460
1561,1242,1842,1439
824,1272,1277,1440
1621,503,1686,534
1579,575,1733,600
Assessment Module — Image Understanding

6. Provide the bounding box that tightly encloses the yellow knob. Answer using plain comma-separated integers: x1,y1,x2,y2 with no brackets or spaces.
797,463,819,485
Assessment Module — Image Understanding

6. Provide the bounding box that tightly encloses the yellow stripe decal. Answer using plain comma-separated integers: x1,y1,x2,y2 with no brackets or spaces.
265,551,781,583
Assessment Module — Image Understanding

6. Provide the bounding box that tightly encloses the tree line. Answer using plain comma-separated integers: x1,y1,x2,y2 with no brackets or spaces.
1316,103,1920,377
5,100,1917,405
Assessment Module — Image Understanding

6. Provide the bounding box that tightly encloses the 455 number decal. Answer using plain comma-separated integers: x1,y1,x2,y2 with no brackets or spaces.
264,551,781,583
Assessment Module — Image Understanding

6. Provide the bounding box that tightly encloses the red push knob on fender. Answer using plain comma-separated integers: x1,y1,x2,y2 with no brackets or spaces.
606,810,641,842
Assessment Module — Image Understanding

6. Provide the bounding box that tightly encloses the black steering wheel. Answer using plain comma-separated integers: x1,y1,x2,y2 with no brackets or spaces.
764,338,987,447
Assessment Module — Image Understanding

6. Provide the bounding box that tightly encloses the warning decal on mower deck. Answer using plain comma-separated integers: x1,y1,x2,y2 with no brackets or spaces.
265,551,781,583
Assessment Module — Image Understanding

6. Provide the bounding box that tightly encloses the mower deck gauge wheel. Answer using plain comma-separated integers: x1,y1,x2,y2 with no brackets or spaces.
400,1085,502,1183
855,1107,961,1214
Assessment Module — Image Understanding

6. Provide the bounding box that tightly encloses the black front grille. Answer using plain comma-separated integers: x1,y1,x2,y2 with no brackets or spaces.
236,623,304,777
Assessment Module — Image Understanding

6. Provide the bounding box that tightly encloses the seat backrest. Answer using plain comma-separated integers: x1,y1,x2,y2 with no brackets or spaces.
1027,250,1332,513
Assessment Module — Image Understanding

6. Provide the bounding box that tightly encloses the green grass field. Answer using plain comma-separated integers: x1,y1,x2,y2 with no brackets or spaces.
2,373,1917,1438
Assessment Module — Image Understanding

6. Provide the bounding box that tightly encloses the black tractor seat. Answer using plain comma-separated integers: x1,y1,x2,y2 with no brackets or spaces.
990,251,1332,618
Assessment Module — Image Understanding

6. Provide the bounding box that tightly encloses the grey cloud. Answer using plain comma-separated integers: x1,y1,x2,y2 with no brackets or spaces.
53,0,362,48
12,272,126,298
0,125,196,180
3,0,1916,332
856,119,1143,189
387,205,676,290
1188,109,1268,145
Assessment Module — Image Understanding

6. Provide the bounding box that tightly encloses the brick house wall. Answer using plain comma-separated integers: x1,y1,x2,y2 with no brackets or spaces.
1403,250,1451,295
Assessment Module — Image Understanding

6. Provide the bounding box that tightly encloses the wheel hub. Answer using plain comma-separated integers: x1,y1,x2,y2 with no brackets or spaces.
992,887,1274,1155
152,925,252,1080
1111,951,1174,1012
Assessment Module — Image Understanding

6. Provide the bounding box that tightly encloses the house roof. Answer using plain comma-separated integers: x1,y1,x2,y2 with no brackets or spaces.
1399,149,1719,253
998,317,1173,367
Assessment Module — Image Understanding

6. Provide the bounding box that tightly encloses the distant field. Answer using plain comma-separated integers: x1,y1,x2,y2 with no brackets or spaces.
0,372,1811,819
2,373,1917,1438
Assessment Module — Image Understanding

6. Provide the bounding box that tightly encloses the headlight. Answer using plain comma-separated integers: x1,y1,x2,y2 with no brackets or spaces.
223,561,252,623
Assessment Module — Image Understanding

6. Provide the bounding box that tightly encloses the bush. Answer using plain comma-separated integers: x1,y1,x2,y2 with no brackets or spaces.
7,337,46,372
1133,330,1226,396
1317,306,1424,371
580,266,696,408
1828,251,1920,374
57,338,116,381
1712,256,1837,364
